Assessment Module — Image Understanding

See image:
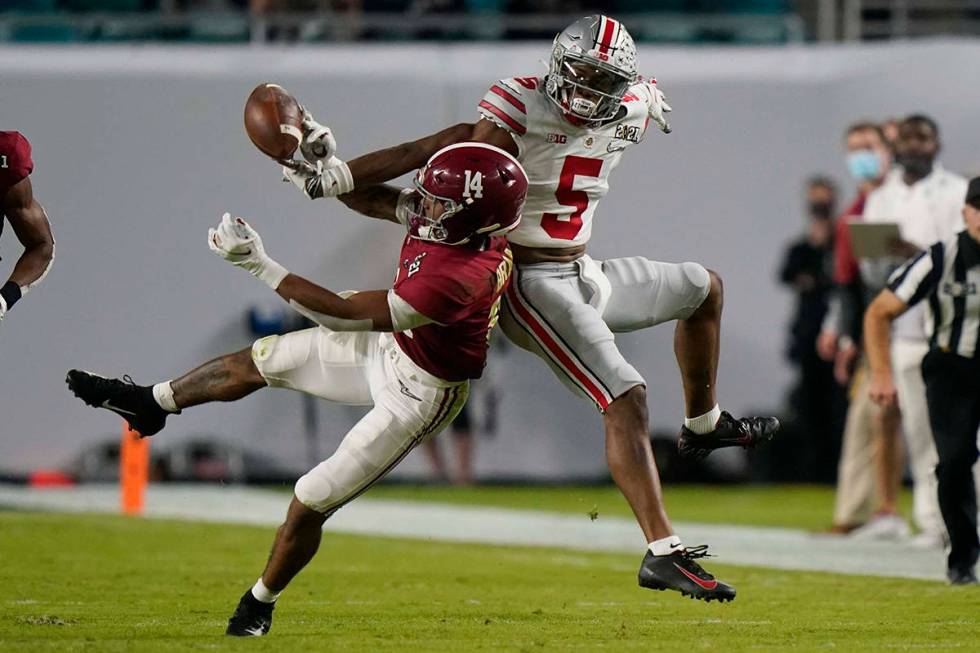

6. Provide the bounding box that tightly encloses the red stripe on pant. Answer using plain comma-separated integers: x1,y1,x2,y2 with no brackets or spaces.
505,282,611,410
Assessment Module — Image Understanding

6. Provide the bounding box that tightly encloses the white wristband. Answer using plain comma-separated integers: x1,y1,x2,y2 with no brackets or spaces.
320,160,354,197
256,258,289,289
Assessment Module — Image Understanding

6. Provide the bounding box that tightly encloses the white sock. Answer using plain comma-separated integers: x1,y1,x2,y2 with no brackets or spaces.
151,381,180,413
684,404,721,434
649,535,684,556
251,578,280,604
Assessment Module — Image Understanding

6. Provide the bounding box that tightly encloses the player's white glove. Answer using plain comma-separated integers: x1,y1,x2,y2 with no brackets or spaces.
635,78,672,134
207,212,288,289
299,107,338,164
281,157,354,200
0,295,6,321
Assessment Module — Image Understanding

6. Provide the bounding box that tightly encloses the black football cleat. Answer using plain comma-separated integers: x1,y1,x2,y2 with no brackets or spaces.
947,568,978,586
226,590,275,637
677,411,780,461
65,369,170,436
638,545,736,603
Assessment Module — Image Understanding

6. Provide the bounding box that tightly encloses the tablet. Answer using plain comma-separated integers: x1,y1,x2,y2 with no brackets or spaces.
848,222,902,258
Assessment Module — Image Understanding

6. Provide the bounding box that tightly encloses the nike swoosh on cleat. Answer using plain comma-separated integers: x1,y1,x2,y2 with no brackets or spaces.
673,563,718,590
243,626,266,636
101,400,138,417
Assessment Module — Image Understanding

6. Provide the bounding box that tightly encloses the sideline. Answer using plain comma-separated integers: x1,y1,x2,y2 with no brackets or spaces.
0,483,946,581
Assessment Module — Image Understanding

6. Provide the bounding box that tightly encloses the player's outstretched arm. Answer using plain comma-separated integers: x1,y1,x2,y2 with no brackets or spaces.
335,184,403,223
208,212,417,333
282,120,517,205
1,176,55,318
345,123,476,188
275,275,393,331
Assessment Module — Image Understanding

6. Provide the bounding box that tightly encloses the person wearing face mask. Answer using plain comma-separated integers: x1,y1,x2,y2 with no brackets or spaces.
818,121,905,536
857,114,968,547
779,177,846,479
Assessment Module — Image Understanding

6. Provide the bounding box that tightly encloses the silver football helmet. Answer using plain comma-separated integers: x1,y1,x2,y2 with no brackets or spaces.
545,15,638,123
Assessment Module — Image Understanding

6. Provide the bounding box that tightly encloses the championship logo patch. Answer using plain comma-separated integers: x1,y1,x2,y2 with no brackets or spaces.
614,124,641,143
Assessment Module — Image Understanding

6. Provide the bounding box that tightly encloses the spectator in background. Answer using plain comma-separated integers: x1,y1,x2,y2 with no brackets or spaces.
857,114,967,546
779,176,845,479
818,121,902,534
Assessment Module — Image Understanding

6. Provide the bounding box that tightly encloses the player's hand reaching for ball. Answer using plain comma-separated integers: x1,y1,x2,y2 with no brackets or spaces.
208,212,288,289
635,78,672,134
299,107,338,164
281,157,354,200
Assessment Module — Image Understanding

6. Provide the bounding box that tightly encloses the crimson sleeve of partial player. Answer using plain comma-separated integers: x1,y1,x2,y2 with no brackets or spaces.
0,132,34,192
395,272,484,326
477,78,530,137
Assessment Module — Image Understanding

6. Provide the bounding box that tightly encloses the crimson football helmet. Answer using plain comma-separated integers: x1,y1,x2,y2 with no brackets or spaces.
406,143,528,246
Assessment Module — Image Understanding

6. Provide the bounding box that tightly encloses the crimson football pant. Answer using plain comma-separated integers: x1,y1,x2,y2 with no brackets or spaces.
251,328,468,516
500,255,711,412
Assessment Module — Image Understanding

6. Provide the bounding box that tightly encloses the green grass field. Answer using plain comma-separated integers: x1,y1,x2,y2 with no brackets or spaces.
3,509,977,652
359,483,914,531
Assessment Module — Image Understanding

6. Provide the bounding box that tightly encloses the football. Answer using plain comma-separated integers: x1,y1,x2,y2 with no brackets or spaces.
243,83,303,160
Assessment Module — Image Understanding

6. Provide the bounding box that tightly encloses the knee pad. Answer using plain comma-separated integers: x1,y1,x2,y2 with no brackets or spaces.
251,332,315,378
294,467,337,514
681,262,711,296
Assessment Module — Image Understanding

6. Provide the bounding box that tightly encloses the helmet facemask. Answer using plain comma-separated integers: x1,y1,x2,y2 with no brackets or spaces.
405,174,468,245
548,51,633,122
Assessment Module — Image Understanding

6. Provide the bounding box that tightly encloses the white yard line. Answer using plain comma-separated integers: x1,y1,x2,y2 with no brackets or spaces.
0,484,947,581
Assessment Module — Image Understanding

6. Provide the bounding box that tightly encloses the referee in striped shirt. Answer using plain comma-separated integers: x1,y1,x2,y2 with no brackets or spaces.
865,176,980,585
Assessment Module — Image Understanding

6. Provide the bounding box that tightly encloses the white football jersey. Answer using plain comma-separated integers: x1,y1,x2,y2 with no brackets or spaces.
478,76,651,248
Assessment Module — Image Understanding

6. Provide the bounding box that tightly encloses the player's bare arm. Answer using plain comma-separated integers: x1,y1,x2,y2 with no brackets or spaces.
863,289,908,408
335,183,403,223
345,122,477,187
283,116,518,203
276,278,393,331
1,175,55,316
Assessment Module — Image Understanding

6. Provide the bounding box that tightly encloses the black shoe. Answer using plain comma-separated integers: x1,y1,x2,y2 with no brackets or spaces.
65,370,170,436
638,545,736,602
226,590,274,636
677,412,780,461
947,568,978,586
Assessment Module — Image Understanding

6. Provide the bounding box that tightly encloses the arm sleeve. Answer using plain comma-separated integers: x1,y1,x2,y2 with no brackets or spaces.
887,243,943,306
477,79,529,144
395,273,480,326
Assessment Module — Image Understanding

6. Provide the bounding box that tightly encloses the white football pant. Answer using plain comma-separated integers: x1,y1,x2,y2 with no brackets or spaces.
501,255,710,411
251,328,468,516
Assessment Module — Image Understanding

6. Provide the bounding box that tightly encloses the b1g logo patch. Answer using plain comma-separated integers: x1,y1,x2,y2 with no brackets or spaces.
614,124,641,143
546,133,568,145
403,252,427,278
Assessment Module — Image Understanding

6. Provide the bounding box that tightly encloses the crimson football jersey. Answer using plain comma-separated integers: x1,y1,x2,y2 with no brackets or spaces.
0,132,33,196
393,235,513,382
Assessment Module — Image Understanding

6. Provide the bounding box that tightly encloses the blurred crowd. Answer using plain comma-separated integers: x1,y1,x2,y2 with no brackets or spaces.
778,114,977,550
0,0,794,44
